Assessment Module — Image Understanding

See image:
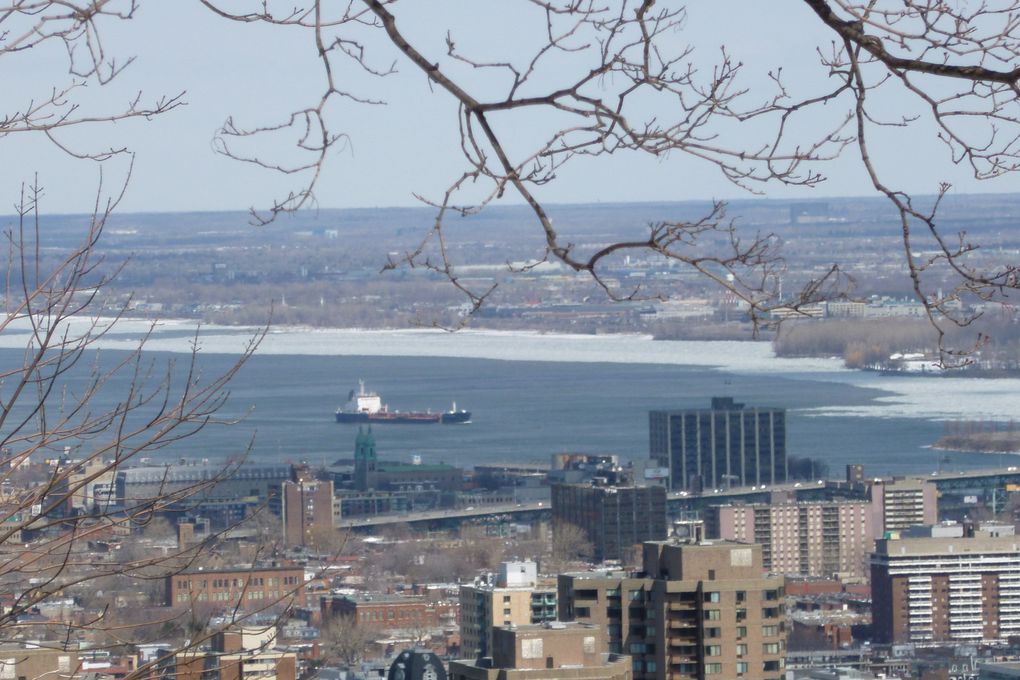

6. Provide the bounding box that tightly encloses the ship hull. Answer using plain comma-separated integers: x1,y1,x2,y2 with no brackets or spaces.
335,410,471,424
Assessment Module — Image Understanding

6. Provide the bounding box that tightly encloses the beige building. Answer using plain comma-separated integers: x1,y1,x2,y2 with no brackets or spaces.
157,626,297,680
559,540,786,680
0,646,80,680
460,561,557,658
869,478,937,534
450,622,631,680
706,499,874,580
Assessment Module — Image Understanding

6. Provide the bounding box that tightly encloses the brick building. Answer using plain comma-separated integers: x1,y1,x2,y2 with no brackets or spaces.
871,525,1020,644
551,483,667,562
559,540,786,680
868,477,937,534
322,593,439,631
705,499,874,580
279,478,334,547
166,567,304,608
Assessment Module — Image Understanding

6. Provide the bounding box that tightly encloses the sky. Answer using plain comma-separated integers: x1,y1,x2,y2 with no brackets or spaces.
1,1,1015,216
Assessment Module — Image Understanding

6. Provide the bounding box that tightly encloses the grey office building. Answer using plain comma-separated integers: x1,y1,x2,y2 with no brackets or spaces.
650,397,787,491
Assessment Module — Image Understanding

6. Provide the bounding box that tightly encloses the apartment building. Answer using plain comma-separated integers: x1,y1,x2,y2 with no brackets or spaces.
460,561,558,659
871,526,1020,643
868,478,937,534
705,499,874,580
559,540,786,680
279,478,334,547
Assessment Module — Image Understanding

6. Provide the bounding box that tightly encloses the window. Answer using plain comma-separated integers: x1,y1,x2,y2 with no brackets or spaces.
646,662,656,673
736,590,746,603
763,642,781,655
503,595,511,603
503,608,511,616
762,625,779,637
764,660,782,672
629,590,643,601
704,591,720,603
762,607,780,619
607,588,620,598
629,643,647,654
736,644,747,656
736,662,748,674
704,627,721,638
764,589,780,601
737,626,747,638
705,663,722,675
704,609,720,621
632,660,643,672
576,607,590,618
736,608,747,621
704,645,721,657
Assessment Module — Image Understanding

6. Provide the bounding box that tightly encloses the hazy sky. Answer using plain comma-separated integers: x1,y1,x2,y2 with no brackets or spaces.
2,1,1014,215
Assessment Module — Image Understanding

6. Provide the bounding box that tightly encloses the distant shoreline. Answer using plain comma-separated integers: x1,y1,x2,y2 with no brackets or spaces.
934,433,1020,455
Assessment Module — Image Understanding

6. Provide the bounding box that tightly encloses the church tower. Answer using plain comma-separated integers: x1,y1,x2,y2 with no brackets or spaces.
354,426,378,491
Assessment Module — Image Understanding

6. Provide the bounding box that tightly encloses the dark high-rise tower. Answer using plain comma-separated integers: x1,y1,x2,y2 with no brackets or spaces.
649,397,787,491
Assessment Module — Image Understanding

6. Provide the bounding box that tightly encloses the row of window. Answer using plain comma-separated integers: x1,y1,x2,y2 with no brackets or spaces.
703,588,782,603
357,609,425,621
176,590,282,603
706,608,779,621
703,659,783,674
176,575,299,590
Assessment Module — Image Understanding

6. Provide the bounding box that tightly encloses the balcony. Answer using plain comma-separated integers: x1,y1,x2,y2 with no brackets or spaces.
669,618,697,629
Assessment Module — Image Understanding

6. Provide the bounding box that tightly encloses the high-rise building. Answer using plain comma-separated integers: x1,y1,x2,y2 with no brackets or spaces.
280,478,334,547
551,483,667,562
649,397,787,491
871,524,1020,644
868,478,937,535
449,622,631,680
559,540,787,680
705,499,874,580
460,561,558,659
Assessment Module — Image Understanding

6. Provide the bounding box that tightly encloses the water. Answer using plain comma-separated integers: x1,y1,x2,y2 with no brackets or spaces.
4,322,1016,477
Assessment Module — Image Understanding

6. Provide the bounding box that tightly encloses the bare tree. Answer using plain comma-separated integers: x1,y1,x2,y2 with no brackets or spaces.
184,0,1020,361
0,179,288,674
9,2,1020,359
321,615,379,667
550,522,594,568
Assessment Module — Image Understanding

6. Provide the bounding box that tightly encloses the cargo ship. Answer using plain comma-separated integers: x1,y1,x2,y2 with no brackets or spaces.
335,380,471,424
